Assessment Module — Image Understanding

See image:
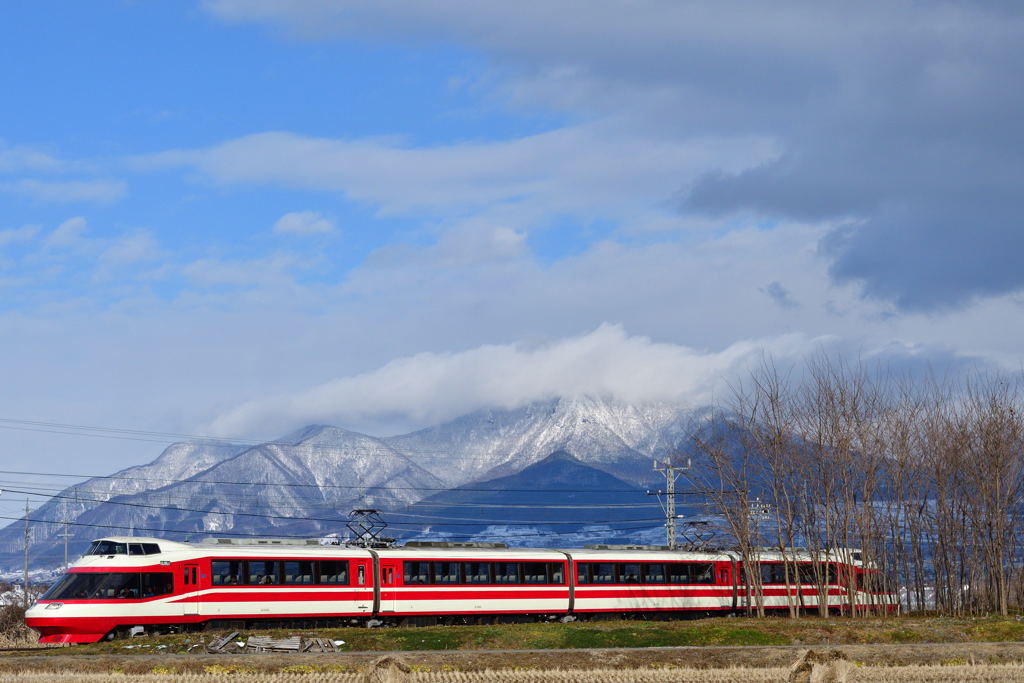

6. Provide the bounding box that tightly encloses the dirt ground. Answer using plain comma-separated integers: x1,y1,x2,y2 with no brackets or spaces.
2,642,1024,675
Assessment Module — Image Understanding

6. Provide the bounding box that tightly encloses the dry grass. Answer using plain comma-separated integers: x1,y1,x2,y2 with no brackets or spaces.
0,662,1024,681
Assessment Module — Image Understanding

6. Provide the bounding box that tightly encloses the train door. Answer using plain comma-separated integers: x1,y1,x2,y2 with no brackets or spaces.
379,559,399,613
182,563,200,617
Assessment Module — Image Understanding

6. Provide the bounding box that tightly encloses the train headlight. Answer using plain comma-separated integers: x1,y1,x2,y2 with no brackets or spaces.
45,602,63,610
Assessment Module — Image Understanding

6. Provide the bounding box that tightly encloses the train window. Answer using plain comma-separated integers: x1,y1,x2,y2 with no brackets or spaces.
522,562,550,584
43,573,164,600
94,573,141,599
358,565,366,585
549,562,564,584
318,560,349,585
797,563,838,585
40,574,75,600
620,563,641,584
403,561,431,585
494,562,520,584
589,563,616,584
40,573,99,600
667,562,714,584
247,560,281,585
462,562,491,584
128,544,145,556
140,573,174,598
142,543,161,554
87,540,127,555
284,560,315,585
211,560,244,586
759,563,789,585
644,563,667,584
433,561,460,585
576,563,588,584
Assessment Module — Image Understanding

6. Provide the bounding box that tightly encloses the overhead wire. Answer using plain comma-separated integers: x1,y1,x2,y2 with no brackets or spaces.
0,468,699,495
0,487,664,528
0,514,661,541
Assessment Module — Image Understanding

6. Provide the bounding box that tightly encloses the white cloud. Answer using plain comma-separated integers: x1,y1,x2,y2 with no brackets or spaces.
272,210,337,235
98,230,160,268
209,323,822,437
135,127,777,218
44,217,88,249
1,178,125,203
0,142,67,174
0,225,39,248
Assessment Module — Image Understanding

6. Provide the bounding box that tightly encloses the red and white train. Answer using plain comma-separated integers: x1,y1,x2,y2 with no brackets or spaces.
26,536,893,643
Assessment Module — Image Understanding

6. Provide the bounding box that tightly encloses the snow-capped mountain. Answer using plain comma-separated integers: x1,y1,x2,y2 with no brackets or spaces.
384,396,699,486
0,396,706,570
0,440,245,557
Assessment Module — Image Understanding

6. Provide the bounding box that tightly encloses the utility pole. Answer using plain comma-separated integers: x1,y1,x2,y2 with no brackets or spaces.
23,498,30,608
651,458,691,550
60,495,72,570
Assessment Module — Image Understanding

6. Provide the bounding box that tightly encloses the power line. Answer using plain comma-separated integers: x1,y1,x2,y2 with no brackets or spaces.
0,468,685,495
0,416,693,459
0,514,660,541
1,487,665,528
0,479,664,511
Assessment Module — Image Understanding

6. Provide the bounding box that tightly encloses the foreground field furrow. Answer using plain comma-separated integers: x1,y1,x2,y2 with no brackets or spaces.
2,664,1024,682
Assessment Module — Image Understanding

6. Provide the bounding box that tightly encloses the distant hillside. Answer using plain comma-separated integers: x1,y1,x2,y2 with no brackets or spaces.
389,450,656,545
0,396,712,570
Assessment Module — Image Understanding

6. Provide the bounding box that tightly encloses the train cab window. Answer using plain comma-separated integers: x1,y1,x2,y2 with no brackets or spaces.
462,562,491,584
589,563,616,584
140,572,174,598
142,543,161,555
494,562,520,584
318,560,349,585
643,563,667,583
284,560,315,585
247,560,281,585
128,544,145,556
87,540,127,556
433,561,460,585
620,563,641,584
403,561,431,585
211,560,244,586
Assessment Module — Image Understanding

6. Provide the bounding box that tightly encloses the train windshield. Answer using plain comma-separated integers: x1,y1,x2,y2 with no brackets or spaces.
86,540,160,555
39,572,174,600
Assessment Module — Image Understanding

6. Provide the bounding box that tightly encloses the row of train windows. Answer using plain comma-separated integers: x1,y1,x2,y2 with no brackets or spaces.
576,562,716,585
403,561,565,585
210,559,364,586
40,572,174,600
758,563,839,585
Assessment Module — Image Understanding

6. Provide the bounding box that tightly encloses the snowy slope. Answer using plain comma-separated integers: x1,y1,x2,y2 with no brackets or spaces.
0,396,706,570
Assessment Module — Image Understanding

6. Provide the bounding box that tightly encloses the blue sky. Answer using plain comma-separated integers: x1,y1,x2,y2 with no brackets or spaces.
2,1,1023,517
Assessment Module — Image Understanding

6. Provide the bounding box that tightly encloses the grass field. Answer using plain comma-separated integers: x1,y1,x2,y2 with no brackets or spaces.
5,616,1024,680
9,615,1024,655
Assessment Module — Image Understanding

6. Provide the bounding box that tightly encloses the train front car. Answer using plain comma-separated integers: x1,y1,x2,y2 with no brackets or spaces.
26,536,377,643
25,536,195,643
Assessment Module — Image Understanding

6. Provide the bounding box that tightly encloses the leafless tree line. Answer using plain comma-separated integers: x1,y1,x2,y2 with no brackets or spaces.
687,355,1024,617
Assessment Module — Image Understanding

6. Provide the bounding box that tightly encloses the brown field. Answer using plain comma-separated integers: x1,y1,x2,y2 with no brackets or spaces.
1,662,1024,682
